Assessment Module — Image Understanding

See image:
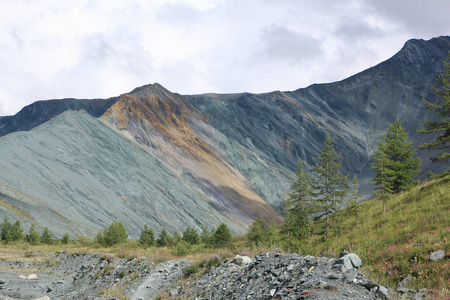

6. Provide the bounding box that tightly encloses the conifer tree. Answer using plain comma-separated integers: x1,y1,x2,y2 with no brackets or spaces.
346,175,361,227
156,227,171,247
62,233,70,244
103,222,128,246
139,224,155,248
1,217,12,244
246,217,270,246
312,135,349,239
213,223,232,247
182,226,200,245
200,225,213,246
418,52,450,164
384,120,421,192
26,224,40,245
371,141,393,215
41,227,53,245
11,220,23,241
282,160,314,239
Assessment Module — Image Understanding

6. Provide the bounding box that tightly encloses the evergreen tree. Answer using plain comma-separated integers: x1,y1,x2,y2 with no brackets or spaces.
282,160,314,239
182,226,200,245
371,141,394,216
312,135,349,239
26,224,40,245
200,225,213,246
346,175,361,227
41,227,53,245
103,222,128,246
62,233,70,244
213,223,232,247
11,220,23,241
384,120,421,192
156,227,171,247
246,217,270,246
1,217,12,244
171,231,182,246
139,224,155,248
418,52,450,164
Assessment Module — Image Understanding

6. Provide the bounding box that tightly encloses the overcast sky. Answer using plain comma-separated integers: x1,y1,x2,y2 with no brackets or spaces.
0,0,449,116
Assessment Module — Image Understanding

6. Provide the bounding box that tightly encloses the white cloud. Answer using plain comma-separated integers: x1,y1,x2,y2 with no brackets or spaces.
0,0,449,115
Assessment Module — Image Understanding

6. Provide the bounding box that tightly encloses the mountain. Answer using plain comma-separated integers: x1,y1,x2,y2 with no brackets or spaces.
0,36,448,238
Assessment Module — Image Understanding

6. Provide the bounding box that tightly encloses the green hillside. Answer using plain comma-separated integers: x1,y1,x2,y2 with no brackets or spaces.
293,175,449,296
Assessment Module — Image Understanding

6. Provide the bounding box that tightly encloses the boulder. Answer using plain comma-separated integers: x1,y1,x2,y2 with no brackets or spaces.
27,274,38,280
332,253,362,270
428,250,445,262
376,285,390,300
230,255,252,267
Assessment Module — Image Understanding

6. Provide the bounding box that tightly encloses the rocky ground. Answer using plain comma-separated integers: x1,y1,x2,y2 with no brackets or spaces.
0,250,434,299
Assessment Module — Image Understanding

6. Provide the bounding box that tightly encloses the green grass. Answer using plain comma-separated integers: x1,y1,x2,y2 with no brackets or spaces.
291,175,449,298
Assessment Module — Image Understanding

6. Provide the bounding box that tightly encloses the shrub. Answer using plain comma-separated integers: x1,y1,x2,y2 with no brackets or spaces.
172,240,191,256
184,265,198,277
182,226,200,245
213,223,232,248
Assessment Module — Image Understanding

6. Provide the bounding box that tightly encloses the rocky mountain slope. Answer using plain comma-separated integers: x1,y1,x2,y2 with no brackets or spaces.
0,36,449,238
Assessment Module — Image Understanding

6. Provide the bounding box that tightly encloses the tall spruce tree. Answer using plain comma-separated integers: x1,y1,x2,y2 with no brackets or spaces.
371,141,394,216
346,175,361,227
282,160,314,239
384,120,421,192
312,135,348,240
418,52,450,164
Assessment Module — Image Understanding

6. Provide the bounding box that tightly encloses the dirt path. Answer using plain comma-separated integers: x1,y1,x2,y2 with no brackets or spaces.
131,260,191,300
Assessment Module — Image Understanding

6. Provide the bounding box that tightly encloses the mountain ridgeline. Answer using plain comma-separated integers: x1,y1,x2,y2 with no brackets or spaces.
0,36,448,238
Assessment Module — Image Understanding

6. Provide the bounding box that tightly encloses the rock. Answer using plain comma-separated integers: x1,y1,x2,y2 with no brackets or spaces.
169,288,178,296
333,253,362,270
396,274,413,289
376,285,390,300
428,250,445,262
27,274,38,280
230,255,252,267
18,274,26,279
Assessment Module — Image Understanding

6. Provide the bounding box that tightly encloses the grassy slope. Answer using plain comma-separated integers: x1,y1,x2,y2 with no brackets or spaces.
299,175,449,296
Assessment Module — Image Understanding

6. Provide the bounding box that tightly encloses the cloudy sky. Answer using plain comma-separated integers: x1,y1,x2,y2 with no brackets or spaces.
0,0,449,115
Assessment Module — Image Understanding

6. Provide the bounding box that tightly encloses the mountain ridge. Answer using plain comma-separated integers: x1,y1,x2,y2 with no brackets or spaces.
0,36,448,237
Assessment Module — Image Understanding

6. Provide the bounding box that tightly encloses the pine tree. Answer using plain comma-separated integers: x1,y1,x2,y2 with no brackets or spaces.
1,217,12,244
312,135,348,240
41,227,53,245
346,175,361,227
182,226,200,245
103,222,128,246
26,224,40,245
213,223,232,247
418,52,450,164
371,141,394,216
62,233,70,244
139,224,155,248
200,225,213,246
282,160,314,239
11,220,23,241
384,120,421,192
156,227,171,247
246,217,270,246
